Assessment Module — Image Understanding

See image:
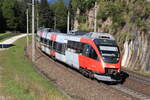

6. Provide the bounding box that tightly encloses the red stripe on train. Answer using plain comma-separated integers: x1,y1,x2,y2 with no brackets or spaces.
79,38,105,74
50,33,57,56
51,33,57,41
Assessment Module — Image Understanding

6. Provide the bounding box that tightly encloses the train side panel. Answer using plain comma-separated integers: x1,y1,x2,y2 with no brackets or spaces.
65,36,80,69
55,35,67,63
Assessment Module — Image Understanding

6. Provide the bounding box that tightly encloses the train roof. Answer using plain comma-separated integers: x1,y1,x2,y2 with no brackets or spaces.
37,28,115,41
68,30,89,35
51,32,115,40
83,32,115,40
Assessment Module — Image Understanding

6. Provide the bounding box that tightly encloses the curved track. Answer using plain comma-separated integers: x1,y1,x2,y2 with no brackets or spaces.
26,45,150,100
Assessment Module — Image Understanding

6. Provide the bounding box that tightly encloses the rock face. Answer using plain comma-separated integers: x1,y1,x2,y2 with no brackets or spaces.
73,8,80,29
122,32,150,73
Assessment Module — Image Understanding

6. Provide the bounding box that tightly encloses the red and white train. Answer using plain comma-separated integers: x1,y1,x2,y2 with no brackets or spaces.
37,29,123,82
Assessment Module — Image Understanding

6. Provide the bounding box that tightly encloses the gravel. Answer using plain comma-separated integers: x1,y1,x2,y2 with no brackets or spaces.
26,45,135,100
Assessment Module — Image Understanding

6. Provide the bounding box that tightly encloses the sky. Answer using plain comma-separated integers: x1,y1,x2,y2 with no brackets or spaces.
48,0,57,3
48,0,70,4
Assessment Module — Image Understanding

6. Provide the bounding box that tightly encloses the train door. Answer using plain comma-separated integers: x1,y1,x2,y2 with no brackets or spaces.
79,44,100,73
66,50,74,66
66,40,79,69
66,51,79,69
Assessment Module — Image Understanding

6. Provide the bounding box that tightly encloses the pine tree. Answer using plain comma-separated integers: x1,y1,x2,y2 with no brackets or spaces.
39,0,54,28
1,0,18,31
15,0,27,32
0,0,5,32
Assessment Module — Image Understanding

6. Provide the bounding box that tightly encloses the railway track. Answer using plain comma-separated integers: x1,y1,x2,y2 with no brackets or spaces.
119,69,150,99
112,85,150,100
123,69,150,85
27,46,150,100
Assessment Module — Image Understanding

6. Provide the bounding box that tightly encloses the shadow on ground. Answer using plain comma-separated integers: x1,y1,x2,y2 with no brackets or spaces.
0,44,15,48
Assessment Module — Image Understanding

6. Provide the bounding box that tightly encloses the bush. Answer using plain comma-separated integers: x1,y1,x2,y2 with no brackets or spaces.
97,1,126,31
78,23,93,31
78,15,87,24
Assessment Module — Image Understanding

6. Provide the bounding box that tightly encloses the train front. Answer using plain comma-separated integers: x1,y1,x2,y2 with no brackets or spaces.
94,39,123,82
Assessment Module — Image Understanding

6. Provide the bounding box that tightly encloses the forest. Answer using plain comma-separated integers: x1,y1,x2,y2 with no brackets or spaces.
0,0,68,33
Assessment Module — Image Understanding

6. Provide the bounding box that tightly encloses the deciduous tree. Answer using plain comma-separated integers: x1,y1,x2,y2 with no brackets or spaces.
52,0,67,32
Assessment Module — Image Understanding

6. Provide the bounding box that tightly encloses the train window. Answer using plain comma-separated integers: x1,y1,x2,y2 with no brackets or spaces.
42,38,44,43
46,39,49,46
47,40,49,47
53,41,57,50
82,44,98,60
67,41,73,49
61,44,66,55
89,47,98,60
56,43,62,53
56,43,58,51
40,37,43,43
47,40,51,49
44,39,47,44
67,41,85,54
49,40,52,49
82,44,90,56
53,42,66,55
77,43,85,53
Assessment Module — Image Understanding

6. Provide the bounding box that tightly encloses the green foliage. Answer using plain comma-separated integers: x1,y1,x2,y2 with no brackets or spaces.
15,0,27,32
39,0,54,28
0,0,29,32
97,1,125,29
78,15,87,23
1,0,18,31
0,6,5,32
0,0,70,33
97,0,150,34
70,0,95,14
129,0,150,32
52,0,67,32
78,23,92,31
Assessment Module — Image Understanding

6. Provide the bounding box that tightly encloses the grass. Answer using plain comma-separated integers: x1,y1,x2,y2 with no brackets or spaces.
0,33,5,36
0,33,20,42
0,37,68,100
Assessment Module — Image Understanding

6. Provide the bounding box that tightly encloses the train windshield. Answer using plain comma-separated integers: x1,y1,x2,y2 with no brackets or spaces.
94,39,120,63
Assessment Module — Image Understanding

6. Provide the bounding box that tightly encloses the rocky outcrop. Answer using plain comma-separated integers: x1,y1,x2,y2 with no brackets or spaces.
73,8,80,29
122,32,150,73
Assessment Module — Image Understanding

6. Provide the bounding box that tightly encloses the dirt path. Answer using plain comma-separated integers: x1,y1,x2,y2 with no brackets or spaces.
0,34,27,50
26,45,136,100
